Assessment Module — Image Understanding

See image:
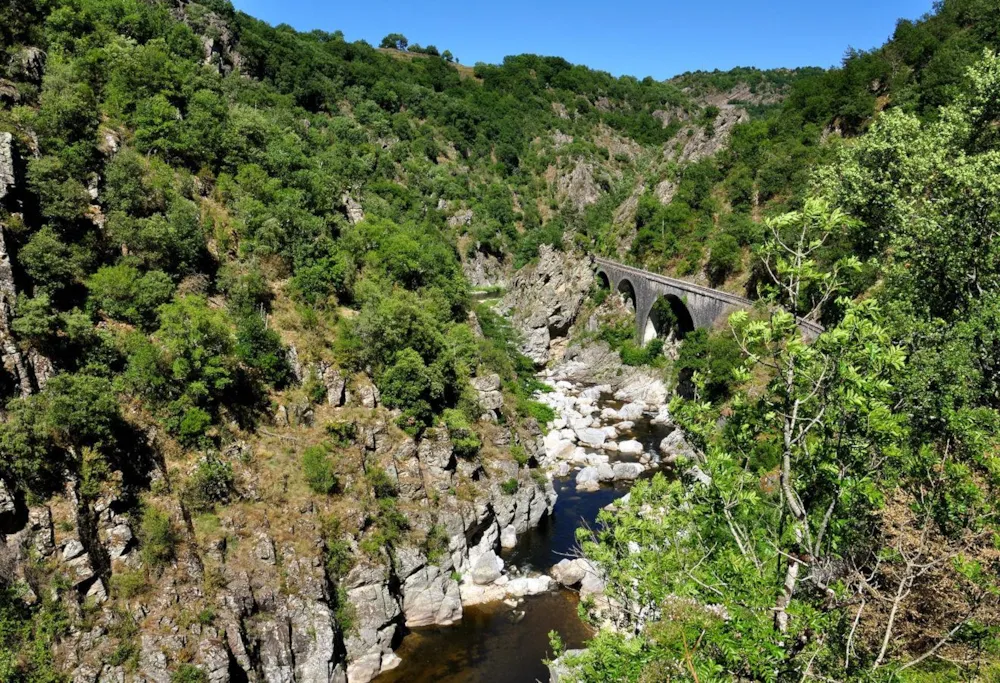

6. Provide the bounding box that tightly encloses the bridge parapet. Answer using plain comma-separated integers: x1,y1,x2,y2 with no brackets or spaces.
593,256,824,343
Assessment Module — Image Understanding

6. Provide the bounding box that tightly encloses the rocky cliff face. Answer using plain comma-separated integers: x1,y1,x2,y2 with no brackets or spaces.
0,365,557,683
497,245,595,366
0,131,53,396
462,250,510,289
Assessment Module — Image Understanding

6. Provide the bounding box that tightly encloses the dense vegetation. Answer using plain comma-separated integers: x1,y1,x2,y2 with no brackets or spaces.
2,0,1000,680
560,4,1000,680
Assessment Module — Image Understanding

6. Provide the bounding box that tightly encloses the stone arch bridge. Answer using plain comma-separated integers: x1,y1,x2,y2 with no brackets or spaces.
593,256,824,345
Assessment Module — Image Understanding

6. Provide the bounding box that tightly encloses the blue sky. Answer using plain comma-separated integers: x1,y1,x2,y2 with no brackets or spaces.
231,0,935,80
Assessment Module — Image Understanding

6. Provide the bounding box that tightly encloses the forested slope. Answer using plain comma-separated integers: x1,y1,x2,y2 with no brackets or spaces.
1,0,1000,681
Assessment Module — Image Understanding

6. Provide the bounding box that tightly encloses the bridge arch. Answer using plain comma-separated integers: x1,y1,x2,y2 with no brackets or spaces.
642,294,695,344
595,269,611,291
616,278,637,312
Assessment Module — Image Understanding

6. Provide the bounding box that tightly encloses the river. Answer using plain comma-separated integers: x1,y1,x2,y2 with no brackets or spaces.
376,391,673,683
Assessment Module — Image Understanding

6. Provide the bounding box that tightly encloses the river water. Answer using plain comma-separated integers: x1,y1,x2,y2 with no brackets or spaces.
376,393,672,683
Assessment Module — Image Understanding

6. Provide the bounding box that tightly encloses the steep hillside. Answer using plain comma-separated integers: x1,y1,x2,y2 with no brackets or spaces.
3,0,1000,682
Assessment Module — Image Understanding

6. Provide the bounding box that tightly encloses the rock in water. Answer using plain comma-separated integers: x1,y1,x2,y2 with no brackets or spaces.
500,524,517,549
659,429,697,463
575,467,601,492
617,439,643,455
612,463,645,481
471,551,504,585
574,427,606,447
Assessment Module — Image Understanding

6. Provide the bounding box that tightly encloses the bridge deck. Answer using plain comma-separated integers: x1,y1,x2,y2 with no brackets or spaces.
593,256,825,338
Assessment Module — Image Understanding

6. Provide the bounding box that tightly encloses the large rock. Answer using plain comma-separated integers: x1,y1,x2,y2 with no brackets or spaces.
498,245,594,365
667,103,750,164
558,161,601,211
575,467,601,492
500,524,517,549
617,402,646,420
417,428,456,494
463,250,509,289
471,551,504,585
549,649,587,683
617,439,643,455
402,565,462,627
342,193,365,224
659,429,697,463
11,47,46,84
323,366,347,406
391,439,425,501
550,558,593,587
574,427,606,448
343,563,402,683
612,462,645,481
472,373,504,414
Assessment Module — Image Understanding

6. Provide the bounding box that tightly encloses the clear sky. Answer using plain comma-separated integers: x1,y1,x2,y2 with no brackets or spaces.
230,0,935,80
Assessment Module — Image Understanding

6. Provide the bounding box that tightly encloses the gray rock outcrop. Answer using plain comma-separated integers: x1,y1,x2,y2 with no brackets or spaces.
498,245,594,366
557,161,601,211
0,133,15,202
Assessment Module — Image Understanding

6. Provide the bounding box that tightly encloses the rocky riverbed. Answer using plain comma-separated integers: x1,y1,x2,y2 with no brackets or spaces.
374,351,695,682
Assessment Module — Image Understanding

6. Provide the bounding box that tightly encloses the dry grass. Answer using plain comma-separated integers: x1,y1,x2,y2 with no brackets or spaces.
377,48,479,80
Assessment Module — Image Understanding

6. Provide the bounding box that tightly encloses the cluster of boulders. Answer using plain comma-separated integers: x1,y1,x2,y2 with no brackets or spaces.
532,378,673,491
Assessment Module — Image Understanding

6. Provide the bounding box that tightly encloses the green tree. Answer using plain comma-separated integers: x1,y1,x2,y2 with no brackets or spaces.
88,264,175,329
379,33,408,50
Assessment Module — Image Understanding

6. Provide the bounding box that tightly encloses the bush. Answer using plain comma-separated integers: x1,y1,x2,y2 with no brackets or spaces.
184,457,234,512
442,409,481,458
177,407,212,447
378,348,436,427
88,264,175,329
302,445,339,495
110,569,148,598
234,312,290,387
516,397,556,425
325,421,357,446
423,523,449,562
705,233,742,286
139,506,176,568
511,444,530,467
675,329,743,402
366,466,397,499
171,665,208,683
501,478,519,495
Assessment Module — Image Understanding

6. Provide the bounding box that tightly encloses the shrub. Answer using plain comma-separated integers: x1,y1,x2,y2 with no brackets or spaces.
511,444,530,467
184,457,234,512
325,421,357,446
234,312,290,387
302,445,339,495
334,585,357,635
705,233,742,286
423,523,449,562
366,466,397,499
171,664,208,683
177,407,213,447
675,329,743,402
516,397,555,425
442,409,481,458
139,505,176,568
88,265,175,329
501,478,519,495
110,569,148,599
